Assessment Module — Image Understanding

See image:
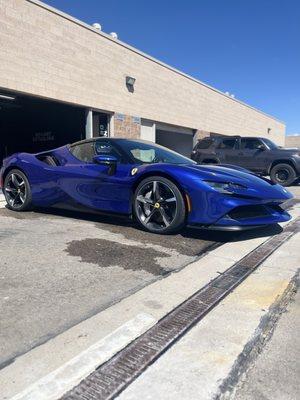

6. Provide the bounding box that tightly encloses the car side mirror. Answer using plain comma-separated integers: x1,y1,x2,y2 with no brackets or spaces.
93,155,118,175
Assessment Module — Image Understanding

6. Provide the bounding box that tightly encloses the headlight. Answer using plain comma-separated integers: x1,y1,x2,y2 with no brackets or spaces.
204,181,247,194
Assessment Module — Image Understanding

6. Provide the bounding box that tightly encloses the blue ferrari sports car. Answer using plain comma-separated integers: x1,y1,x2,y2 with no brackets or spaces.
0,138,293,234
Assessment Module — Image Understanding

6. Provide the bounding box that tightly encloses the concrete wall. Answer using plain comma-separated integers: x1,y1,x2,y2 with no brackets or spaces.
0,0,286,145
285,135,300,148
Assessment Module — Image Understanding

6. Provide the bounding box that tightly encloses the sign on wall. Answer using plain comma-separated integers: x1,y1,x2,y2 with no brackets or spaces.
32,131,55,142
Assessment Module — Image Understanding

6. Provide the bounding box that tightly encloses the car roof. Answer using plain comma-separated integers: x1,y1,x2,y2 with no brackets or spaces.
70,137,148,146
199,136,266,141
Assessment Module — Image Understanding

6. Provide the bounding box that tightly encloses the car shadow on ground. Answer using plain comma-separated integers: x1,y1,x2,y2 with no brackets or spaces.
25,206,284,243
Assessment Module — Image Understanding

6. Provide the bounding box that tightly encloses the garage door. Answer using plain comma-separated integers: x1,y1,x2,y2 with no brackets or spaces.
156,129,194,158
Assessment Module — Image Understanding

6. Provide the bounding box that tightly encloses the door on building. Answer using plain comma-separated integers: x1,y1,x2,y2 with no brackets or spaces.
156,129,194,158
140,119,155,142
92,112,109,137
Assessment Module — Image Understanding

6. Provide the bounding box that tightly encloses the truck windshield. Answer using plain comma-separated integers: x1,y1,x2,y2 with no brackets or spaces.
263,139,278,150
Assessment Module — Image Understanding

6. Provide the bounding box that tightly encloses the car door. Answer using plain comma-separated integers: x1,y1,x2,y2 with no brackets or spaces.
239,138,268,171
59,140,133,214
215,137,239,164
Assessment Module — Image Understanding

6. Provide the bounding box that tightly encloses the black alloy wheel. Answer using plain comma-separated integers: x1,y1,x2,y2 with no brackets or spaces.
4,169,32,211
134,176,186,234
270,163,296,186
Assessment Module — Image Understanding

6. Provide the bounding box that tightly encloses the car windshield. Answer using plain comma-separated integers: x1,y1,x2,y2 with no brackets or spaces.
263,138,278,150
118,140,196,165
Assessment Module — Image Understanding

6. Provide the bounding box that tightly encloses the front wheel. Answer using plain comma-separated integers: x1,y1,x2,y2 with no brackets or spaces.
133,176,186,234
270,163,296,186
3,169,32,211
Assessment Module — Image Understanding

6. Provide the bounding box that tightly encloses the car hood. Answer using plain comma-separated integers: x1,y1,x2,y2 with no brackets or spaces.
274,147,300,154
184,164,260,181
178,164,293,200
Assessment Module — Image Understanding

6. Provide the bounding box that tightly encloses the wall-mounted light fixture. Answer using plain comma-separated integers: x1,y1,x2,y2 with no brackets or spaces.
126,76,136,92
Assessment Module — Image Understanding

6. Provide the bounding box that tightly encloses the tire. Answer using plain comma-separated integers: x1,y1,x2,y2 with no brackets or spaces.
270,163,297,186
133,176,186,234
3,169,32,211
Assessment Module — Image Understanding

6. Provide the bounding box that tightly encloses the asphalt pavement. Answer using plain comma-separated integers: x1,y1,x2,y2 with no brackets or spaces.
0,205,219,368
0,203,286,370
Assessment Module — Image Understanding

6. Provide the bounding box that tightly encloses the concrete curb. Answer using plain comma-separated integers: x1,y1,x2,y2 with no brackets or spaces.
10,313,156,400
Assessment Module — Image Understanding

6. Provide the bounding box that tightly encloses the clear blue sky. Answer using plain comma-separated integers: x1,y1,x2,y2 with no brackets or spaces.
45,0,299,134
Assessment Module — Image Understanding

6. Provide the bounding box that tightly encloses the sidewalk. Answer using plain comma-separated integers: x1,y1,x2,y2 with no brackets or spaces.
233,286,300,400
116,229,300,400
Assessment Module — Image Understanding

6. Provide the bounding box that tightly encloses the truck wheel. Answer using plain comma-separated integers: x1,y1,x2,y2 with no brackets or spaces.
270,163,296,186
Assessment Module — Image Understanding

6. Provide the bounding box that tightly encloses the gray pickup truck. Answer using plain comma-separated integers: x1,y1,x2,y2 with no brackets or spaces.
191,136,300,186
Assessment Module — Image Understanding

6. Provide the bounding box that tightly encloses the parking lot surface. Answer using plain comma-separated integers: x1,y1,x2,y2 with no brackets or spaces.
0,185,299,371
0,206,218,368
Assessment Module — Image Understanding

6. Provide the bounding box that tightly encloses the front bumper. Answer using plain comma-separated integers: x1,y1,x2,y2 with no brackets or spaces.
188,204,291,231
211,203,291,229
187,223,268,231
187,188,293,230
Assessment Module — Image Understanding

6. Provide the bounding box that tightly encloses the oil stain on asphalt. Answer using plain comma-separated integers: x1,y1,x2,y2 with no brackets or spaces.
66,238,169,276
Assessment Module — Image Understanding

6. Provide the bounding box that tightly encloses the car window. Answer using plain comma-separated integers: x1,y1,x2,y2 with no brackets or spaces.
262,138,278,150
196,138,214,149
241,138,264,150
70,141,95,162
119,140,195,165
217,138,238,149
94,140,123,161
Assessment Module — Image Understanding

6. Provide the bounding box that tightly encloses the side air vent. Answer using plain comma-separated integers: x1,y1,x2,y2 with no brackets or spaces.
36,154,60,166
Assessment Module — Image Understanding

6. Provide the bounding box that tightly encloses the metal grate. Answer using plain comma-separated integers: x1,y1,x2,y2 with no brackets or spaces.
62,218,299,400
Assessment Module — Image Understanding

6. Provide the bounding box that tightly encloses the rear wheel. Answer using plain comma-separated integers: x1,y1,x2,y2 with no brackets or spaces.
4,169,32,211
270,163,296,186
133,176,186,234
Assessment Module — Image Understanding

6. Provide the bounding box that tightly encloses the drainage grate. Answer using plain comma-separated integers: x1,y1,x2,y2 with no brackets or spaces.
62,218,299,400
